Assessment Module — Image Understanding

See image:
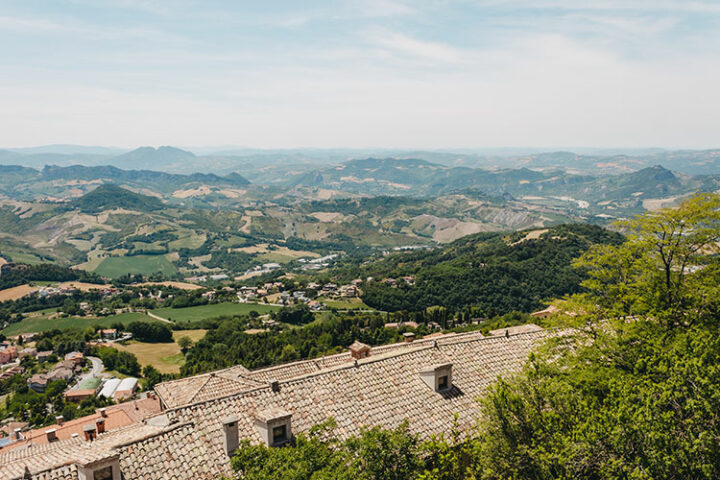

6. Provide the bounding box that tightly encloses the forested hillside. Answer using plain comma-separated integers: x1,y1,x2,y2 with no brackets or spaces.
355,224,623,315
71,184,165,213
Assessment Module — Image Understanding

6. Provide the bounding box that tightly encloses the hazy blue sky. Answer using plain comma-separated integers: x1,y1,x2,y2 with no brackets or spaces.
1,0,719,149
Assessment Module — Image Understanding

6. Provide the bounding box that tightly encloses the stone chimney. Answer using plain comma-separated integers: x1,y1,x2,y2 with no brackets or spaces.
403,332,415,343
83,424,96,441
96,418,106,434
99,407,107,418
45,428,58,443
269,379,280,392
349,341,370,360
56,415,64,426
14,428,22,440
221,415,239,456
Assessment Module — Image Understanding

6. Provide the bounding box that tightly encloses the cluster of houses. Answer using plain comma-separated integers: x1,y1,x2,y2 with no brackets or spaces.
380,275,416,287
27,351,84,393
0,364,24,381
237,262,282,279
233,279,366,310
184,273,231,283
0,338,51,365
31,285,119,299
298,254,339,271
307,280,362,298
0,393,162,454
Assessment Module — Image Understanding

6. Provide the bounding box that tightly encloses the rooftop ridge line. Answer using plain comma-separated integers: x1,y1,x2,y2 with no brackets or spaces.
436,327,553,349
156,330,486,389
158,344,443,415
110,421,193,450
186,374,214,404
156,329,551,415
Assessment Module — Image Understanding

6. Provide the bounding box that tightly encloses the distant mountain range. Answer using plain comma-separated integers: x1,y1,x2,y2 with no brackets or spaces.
0,164,251,205
277,158,717,217
1,155,718,220
3,145,720,176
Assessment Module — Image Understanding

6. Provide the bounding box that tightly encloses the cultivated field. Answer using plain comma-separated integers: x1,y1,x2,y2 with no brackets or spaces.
1,312,159,336
92,254,177,278
0,284,39,302
319,297,372,310
58,282,114,291
151,302,280,323
110,329,207,373
136,281,202,290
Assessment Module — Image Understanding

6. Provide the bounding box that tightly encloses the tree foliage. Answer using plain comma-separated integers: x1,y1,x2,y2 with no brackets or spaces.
126,321,173,342
574,193,720,328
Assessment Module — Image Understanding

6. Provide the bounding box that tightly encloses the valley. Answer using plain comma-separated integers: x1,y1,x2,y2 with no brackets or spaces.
1,150,717,285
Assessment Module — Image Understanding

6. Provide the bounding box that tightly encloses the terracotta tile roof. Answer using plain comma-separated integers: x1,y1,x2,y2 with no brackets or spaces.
0,326,552,480
155,328,528,409
488,323,544,336
0,422,173,480
0,422,28,437
0,397,162,454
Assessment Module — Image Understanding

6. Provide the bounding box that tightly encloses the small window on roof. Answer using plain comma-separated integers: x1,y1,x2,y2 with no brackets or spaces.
255,408,293,447
419,363,453,393
272,424,288,445
93,465,113,480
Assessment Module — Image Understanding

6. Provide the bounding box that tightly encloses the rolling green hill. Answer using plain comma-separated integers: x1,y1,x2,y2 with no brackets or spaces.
350,224,624,315
71,184,165,213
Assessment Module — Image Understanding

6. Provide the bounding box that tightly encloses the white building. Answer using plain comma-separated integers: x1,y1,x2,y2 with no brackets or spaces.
99,378,121,399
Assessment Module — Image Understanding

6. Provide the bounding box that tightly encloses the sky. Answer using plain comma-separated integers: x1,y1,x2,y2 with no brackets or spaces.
1,0,720,149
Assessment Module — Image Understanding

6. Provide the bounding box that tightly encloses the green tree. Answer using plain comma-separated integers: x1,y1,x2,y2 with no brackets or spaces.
472,194,720,479
229,420,424,480
573,193,720,328
142,365,162,389
177,336,193,353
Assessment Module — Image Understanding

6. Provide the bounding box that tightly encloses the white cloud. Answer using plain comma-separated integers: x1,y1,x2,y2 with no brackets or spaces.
1,1,719,148
349,0,417,18
477,0,720,13
0,15,71,32
367,30,467,64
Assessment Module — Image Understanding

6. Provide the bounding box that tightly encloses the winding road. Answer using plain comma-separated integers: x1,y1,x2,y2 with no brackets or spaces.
69,355,105,390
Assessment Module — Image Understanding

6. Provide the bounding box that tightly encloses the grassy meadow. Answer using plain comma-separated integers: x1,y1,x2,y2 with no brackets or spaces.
151,302,280,323
92,254,177,278
110,329,207,373
1,312,158,336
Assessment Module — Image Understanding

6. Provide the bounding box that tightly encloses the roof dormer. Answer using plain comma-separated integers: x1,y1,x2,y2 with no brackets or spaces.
76,454,120,480
254,407,292,447
419,363,453,392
